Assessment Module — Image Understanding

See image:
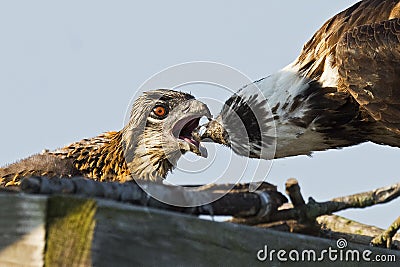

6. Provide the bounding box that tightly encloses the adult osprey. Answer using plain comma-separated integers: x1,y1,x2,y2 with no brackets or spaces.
197,0,400,159
0,89,210,186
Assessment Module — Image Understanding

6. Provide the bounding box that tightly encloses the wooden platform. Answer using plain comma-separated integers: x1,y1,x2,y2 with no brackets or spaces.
0,192,399,266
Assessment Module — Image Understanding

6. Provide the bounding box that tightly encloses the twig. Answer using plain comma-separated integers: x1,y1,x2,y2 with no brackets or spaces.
230,180,400,225
285,178,305,207
258,214,400,248
231,179,400,249
317,214,400,248
371,216,400,249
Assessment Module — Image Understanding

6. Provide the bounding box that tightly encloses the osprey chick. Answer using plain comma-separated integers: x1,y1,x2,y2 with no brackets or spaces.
1,89,211,186
196,0,400,159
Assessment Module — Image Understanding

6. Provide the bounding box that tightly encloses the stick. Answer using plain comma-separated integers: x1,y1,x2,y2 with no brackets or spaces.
370,216,400,249
230,180,400,225
19,176,286,218
285,178,305,207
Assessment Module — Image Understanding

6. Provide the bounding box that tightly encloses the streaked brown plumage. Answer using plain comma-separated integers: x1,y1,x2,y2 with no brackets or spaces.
0,89,211,186
196,0,400,159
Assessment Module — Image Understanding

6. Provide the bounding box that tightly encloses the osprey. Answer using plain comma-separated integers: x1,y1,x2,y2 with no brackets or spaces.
197,0,400,159
0,89,211,186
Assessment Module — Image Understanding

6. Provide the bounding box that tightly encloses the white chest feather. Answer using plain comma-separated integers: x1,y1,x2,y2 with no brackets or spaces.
253,65,310,118
240,65,331,158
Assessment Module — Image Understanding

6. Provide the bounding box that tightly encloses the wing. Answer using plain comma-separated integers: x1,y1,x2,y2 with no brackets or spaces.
0,132,118,186
0,153,78,186
336,18,400,134
297,0,400,79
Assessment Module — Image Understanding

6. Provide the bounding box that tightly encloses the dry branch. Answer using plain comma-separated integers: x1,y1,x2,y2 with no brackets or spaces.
370,216,400,248
285,178,305,207
229,179,400,249
230,180,400,226
317,214,400,248
20,176,286,218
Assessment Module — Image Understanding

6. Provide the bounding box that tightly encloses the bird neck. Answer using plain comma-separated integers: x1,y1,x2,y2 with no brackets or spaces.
124,129,177,181
72,130,173,182
126,145,175,182
253,66,363,158
71,131,131,182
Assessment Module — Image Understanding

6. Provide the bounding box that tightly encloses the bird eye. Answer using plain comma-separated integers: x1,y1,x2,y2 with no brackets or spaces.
153,105,168,118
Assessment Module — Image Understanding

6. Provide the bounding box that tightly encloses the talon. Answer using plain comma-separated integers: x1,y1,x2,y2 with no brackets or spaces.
5,180,21,187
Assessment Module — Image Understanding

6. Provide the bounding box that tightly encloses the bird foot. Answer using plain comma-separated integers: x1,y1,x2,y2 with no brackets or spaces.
5,179,21,187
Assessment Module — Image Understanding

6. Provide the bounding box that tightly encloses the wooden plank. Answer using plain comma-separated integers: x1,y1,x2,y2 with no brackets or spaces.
1,193,399,266
45,196,96,266
90,199,400,267
0,193,47,267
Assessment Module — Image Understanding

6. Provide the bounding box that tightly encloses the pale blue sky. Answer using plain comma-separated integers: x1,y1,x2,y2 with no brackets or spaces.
0,1,399,228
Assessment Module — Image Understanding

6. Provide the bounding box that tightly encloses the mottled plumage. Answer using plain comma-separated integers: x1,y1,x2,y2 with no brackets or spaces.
0,89,211,186
197,0,400,159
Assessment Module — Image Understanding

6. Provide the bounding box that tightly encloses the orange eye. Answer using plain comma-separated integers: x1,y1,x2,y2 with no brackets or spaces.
153,105,168,117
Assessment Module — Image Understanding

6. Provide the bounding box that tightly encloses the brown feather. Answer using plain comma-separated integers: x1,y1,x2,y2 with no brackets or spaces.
1,89,211,186
337,18,400,136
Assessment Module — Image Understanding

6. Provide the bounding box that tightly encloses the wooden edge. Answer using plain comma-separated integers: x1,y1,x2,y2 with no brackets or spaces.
1,192,399,266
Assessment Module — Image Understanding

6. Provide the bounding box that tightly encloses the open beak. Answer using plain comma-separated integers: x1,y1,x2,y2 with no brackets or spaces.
170,100,212,158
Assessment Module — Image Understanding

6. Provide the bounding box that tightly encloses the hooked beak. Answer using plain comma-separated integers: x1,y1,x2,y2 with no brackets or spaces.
170,99,212,158
192,117,230,147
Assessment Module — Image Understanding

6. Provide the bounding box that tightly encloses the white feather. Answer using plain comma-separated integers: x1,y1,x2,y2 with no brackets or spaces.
238,63,332,158
252,64,310,119
319,55,339,88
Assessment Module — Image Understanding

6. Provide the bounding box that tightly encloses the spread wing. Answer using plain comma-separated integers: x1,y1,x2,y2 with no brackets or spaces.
336,18,400,134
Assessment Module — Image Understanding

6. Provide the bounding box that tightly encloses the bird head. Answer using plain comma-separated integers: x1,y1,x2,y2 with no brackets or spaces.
193,86,276,160
122,89,211,180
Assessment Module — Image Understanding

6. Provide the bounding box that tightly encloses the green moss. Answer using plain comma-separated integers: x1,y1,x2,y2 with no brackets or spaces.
45,196,96,266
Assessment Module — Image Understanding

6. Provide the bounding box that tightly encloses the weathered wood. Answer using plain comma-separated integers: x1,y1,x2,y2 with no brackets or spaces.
317,214,400,248
43,195,400,266
45,196,96,266
0,193,47,267
371,216,400,249
1,193,400,266
123,202,400,265
285,178,306,207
